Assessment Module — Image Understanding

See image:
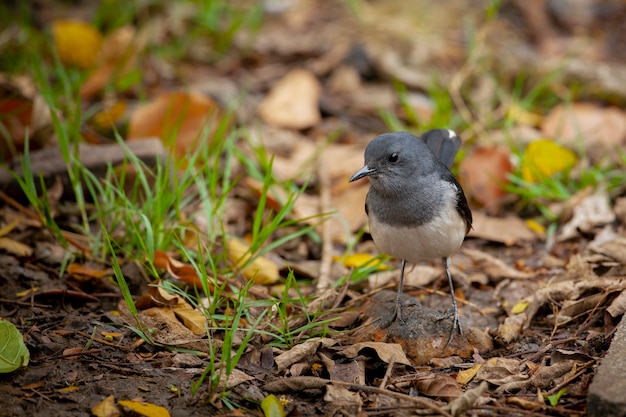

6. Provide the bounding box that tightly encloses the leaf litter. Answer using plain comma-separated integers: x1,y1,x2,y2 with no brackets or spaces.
2,1,626,416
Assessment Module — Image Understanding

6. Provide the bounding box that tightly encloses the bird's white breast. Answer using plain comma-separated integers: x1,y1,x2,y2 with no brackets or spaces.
369,196,467,263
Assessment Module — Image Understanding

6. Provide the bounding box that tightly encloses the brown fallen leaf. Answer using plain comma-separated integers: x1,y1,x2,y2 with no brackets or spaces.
258,69,322,130
91,394,119,417
469,211,536,246
447,381,489,416
81,26,146,98
339,341,412,366
558,190,615,241
274,338,337,371
153,250,205,288
475,357,527,386
459,147,513,214
67,263,113,281
542,103,626,148
495,313,527,346
607,290,626,318
496,360,576,393
127,91,223,161
416,374,463,399
323,385,363,407
463,249,534,280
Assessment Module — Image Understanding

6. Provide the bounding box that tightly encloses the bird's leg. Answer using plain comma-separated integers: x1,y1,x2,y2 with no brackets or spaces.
443,256,462,346
393,259,407,323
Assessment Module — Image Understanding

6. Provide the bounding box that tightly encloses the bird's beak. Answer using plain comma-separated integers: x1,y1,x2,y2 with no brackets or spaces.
349,165,377,182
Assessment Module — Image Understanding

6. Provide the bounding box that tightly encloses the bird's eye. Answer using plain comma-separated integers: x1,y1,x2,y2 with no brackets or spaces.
388,152,399,163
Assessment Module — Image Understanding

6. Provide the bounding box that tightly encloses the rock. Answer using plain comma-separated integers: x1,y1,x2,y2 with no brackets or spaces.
588,319,626,417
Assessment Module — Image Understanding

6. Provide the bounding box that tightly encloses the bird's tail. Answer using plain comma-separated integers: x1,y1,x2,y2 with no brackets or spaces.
420,129,461,169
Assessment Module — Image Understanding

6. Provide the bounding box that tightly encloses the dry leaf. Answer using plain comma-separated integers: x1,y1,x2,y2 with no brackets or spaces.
558,191,615,241
463,249,534,280
67,263,113,281
469,211,536,246
258,69,321,130
416,374,463,398
323,385,363,406
495,313,527,345
81,26,144,98
339,342,412,366
607,290,626,317
521,139,577,183
542,103,626,147
127,91,223,161
459,147,513,213
173,306,207,336
0,237,33,257
447,381,489,416
52,20,103,69
226,238,280,285
456,363,481,385
274,338,336,371
153,250,205,288
91,395,119,417
475,357,527,386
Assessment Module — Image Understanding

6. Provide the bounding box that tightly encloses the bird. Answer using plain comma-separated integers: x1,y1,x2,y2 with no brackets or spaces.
349,130,472,345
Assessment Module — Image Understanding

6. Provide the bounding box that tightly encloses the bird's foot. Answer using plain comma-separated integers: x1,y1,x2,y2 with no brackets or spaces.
439,309,463,347
380,298,418,328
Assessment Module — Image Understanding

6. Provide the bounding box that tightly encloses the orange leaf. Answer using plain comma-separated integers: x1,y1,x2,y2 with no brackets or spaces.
67,263,113,281
127,92,223,162
81,26,144,98
153,250,205,288
459,147,512,213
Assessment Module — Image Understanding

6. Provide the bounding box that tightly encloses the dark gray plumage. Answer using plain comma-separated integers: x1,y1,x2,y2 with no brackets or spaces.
349,130,472,345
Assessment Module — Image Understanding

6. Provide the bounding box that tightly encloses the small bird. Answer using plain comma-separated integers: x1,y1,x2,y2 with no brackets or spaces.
349,130,472,344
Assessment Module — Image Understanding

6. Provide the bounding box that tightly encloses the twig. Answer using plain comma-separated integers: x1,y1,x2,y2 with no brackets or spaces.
331,379,452,417
0,298,50,308
545,361,594,396
379,358,396,390
316,158,333,293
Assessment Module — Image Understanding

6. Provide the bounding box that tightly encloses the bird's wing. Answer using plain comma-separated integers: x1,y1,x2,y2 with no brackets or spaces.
420,129,461,169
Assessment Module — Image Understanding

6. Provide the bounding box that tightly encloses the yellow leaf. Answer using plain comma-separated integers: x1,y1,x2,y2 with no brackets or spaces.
52,20,103,69
91,395,119,417
226,238,280,285
511,301,530,314
456,363,481,385
521,140,577,183
261,394,286,417
336,253,387,270
525,219,546,236
58,386,79,393
173,307,207,335
0,237,33,257
118,400,170,417
0,216,22,237
507,104,543,126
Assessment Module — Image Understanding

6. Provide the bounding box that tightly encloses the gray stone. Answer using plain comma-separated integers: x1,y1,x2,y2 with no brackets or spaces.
588,319,626,417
